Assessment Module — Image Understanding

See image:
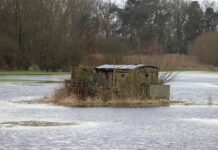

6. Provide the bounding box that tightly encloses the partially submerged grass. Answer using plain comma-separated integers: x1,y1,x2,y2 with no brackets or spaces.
207,95,213,105
171,99,218,106
0,71,69,75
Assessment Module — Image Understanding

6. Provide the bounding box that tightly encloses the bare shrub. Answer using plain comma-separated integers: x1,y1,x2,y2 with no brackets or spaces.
158,72,178,84
95,38,129,64
82,53,105,66
123,54,204,84
137,38,165,54
52,86,69,102
189,32,218,66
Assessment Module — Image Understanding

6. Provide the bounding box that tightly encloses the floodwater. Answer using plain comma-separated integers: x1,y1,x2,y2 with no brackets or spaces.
0,72,218,149
169,71,218,103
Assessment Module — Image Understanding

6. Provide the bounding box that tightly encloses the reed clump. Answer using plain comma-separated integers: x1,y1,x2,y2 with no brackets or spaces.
122,54,206,70
207,94,213,105
82,53,208,71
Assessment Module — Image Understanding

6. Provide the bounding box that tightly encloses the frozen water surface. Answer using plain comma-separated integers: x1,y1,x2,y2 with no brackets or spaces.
0,72,218,149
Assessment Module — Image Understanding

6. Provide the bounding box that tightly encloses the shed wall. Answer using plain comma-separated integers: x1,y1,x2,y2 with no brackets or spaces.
145,85,170,99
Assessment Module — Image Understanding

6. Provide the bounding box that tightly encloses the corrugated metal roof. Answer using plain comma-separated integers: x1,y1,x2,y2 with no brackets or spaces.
95,64,146,70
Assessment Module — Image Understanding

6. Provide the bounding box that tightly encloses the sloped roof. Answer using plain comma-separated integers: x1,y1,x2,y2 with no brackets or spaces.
95,64,157,71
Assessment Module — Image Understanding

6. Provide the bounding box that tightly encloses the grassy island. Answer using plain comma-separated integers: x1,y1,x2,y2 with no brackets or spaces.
49,65,170,107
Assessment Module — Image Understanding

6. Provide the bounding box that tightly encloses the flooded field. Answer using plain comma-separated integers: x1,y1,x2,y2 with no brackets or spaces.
170,71,218,103
0,72,218,149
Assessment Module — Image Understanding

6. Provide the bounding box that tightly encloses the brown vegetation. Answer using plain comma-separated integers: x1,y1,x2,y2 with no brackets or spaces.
64,67,149,100
50,85,169,107
0,0,217,71
49,65,171,107
189,32,218,66
49,96,169,107
122,54,206,70
81,53,207,71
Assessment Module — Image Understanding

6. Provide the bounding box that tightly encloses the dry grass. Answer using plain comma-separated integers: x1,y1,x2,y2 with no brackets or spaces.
189,32,218,66
82,53,208,70
51,85,75,103
48,96,170,107
49,80,170,107
122,54,206,70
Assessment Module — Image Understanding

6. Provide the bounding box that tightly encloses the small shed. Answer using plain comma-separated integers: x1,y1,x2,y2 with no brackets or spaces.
68,64,170,100
95,64,159,85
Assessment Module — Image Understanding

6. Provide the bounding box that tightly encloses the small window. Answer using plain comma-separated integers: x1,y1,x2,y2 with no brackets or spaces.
121,74,125,78
145,73,148,78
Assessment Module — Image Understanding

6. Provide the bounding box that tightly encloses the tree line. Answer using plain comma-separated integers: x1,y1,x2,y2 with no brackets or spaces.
0,0,217,70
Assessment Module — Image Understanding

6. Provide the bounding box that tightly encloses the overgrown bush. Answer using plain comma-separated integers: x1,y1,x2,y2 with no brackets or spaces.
64,66,150,100
55,65,176,101
68,66,99,99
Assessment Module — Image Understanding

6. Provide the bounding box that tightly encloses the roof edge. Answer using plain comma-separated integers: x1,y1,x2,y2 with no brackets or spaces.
95,64,158,71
